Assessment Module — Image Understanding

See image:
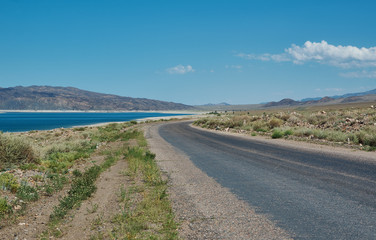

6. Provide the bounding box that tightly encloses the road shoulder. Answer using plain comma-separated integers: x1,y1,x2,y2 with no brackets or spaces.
144,122,292,240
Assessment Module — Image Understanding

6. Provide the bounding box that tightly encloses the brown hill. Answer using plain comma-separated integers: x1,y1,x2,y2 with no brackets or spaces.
0,86,193,111
264,98,300,108
263,94,376,109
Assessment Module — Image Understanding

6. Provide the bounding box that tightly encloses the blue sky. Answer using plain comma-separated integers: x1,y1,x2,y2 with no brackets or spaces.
1,0,376,105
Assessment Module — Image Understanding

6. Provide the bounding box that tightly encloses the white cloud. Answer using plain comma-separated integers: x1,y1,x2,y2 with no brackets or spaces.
339,70,376,78
237,41,376,68
225,65,243,69
166,65,195,74
287,41,376,67
315,88,345,92
236,53,290,62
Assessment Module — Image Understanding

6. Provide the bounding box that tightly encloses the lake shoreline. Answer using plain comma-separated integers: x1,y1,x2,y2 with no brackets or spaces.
0,110,201,114
0,112,199,132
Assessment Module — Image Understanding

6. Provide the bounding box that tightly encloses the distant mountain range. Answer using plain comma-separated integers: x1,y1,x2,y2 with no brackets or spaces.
195,88,376,111
301,89,376,102
264,88,376,108
0,86,193,111
197,102,231,107
1,85,375,112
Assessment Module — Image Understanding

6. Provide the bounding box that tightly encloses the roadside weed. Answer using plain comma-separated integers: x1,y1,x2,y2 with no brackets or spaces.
0,197,11,219
0,173,20,193
17,183,39,202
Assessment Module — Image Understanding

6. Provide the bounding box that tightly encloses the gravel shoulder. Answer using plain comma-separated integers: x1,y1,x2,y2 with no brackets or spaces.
144,122,292,240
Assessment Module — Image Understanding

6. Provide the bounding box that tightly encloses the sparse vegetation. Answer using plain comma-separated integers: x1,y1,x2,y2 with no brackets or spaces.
0,122,134,225
271,129,284,139
0,134,37,170
50,165,102,221
23,122,178,239
194,104,376,150
0,197,11,219
111,144,178,239
0,173,20,193
17,183,39,202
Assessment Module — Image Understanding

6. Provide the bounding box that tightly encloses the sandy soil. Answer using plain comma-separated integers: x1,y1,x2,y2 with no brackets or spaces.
144,122,292,240
0,141,125,240
0,183,70,240
58,158,128,239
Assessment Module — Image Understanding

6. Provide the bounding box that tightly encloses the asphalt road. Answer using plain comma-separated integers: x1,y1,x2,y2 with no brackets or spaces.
158,121,376,240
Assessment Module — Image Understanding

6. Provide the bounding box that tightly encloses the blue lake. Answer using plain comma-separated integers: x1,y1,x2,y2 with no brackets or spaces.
0,112,187,132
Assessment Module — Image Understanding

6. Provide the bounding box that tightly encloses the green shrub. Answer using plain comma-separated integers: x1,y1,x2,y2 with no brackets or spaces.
347,133,359,144
326,131,348,143
43,173,67,195
271,129,284,139
312,129,327,139
17,183,39,202
252,121,268,132
19,163,38,171
268,118,283,129
284,129,293,136
73,127,86,132
293,128,313,137
0,173,20,193
50,165,101,221
356,131,376,147
72,169,82,178
0,197,11,218
0,134,37,169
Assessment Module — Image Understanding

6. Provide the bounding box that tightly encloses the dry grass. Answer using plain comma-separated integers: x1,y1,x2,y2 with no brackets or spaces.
195,103,376,151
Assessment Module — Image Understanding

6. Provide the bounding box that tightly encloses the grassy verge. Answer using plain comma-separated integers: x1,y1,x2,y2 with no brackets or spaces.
0,121,178,239
109,144,178,239
0,122,139,223
49,147,125,223
194,105,376,151
31,123,178,239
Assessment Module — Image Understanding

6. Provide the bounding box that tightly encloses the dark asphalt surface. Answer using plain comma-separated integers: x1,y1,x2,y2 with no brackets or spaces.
158,121,376,240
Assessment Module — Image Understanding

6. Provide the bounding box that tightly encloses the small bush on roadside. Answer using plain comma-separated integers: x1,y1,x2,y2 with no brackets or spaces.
326,131,348,143
252,121,268,132
272,129,284,139
0,134,37,170
356,131,376,147
17,183,39,202
0,173,20,193
0,197,11,219
284,129,293,136
293,128,313,137
73,127,86,132
268,118,283,129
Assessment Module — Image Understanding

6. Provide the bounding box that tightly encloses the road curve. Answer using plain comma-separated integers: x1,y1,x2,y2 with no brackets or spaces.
158,121,376,240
